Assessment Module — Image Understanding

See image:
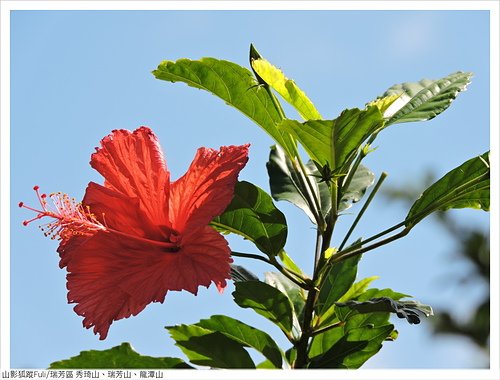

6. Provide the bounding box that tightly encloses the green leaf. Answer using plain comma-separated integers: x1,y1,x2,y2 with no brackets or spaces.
309,324,394,368
212,181,287,256
200,317,283,369
267,144,329,224
265,272,307,336
339,164,375,212
230,264,259,282
233,281,294,337
250,56,322,120
381,71,473,125
316,255,361,327
49,343,192,369
406,152,490,228
338,276,380,303
196,315,283,368
280,106,384,174
338,288,410,328
336,297,434,324
278,249,304,276
153,57,297,157
167,324,255,368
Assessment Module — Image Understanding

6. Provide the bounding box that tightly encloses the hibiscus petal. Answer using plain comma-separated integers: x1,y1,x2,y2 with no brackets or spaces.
83,182,169,242
90,127,170,226
58,226,231,340
169,144,249,232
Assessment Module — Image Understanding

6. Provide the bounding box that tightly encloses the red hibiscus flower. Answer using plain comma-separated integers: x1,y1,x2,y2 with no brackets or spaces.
21,127,249,339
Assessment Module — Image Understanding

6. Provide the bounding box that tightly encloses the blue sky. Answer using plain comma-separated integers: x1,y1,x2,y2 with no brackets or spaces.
9,9,491,369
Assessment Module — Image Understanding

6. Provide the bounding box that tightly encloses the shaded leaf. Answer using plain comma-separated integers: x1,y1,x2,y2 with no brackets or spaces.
267,144,328,223
212,181,287,256
196,315,283,368
49,343,192,369
233,281,294,336
167,324,255,368
381,71,472,125
280,106,384,174
336,297,433,325
230,264,259,282
250,55,322,120
265,271,307,336
406,152,490,228
339,164,375,212
153,57,297,157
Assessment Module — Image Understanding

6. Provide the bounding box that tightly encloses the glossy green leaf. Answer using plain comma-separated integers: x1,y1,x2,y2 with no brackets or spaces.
278,249,304,276
311,287,407,368
196,315,283,368
280,106,384,174
316,255,361,327
336,297,433,324
212,181,287,256
265,271,307,336
381,71,472,125
309,324,394,368
167,324,255,368
406,152,490,228
49,343,192,369
250,57,322,120
338,276,380,303
153,57,297,157
233,281,294,337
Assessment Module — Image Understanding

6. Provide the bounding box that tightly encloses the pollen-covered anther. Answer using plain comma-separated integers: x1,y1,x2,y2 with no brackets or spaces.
19,186,105,240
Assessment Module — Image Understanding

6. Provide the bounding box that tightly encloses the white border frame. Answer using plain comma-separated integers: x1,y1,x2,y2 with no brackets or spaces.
1,1,498,379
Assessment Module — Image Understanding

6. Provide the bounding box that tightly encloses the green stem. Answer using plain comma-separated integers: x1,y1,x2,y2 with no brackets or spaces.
338,172,388,251
311,321,344,337
295,156,325,229
331,227,410,264
231,251,310,289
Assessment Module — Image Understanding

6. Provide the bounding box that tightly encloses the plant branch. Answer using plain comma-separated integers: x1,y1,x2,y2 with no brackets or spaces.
338,172,388,251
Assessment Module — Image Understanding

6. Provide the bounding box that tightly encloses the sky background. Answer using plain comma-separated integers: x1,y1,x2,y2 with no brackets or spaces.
9,9,490,369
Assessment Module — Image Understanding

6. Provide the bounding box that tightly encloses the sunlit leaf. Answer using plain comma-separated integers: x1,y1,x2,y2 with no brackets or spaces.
380,71,472,125
280,106,384,174
309,324,394,368
212,181,287,256
406,152,490,228
49,343,192,369
167,324,255,368
316,255,361,327
153,58,297,157
250,54,322,120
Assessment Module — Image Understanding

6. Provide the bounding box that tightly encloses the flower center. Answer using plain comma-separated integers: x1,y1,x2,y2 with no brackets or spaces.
19,186,106,241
